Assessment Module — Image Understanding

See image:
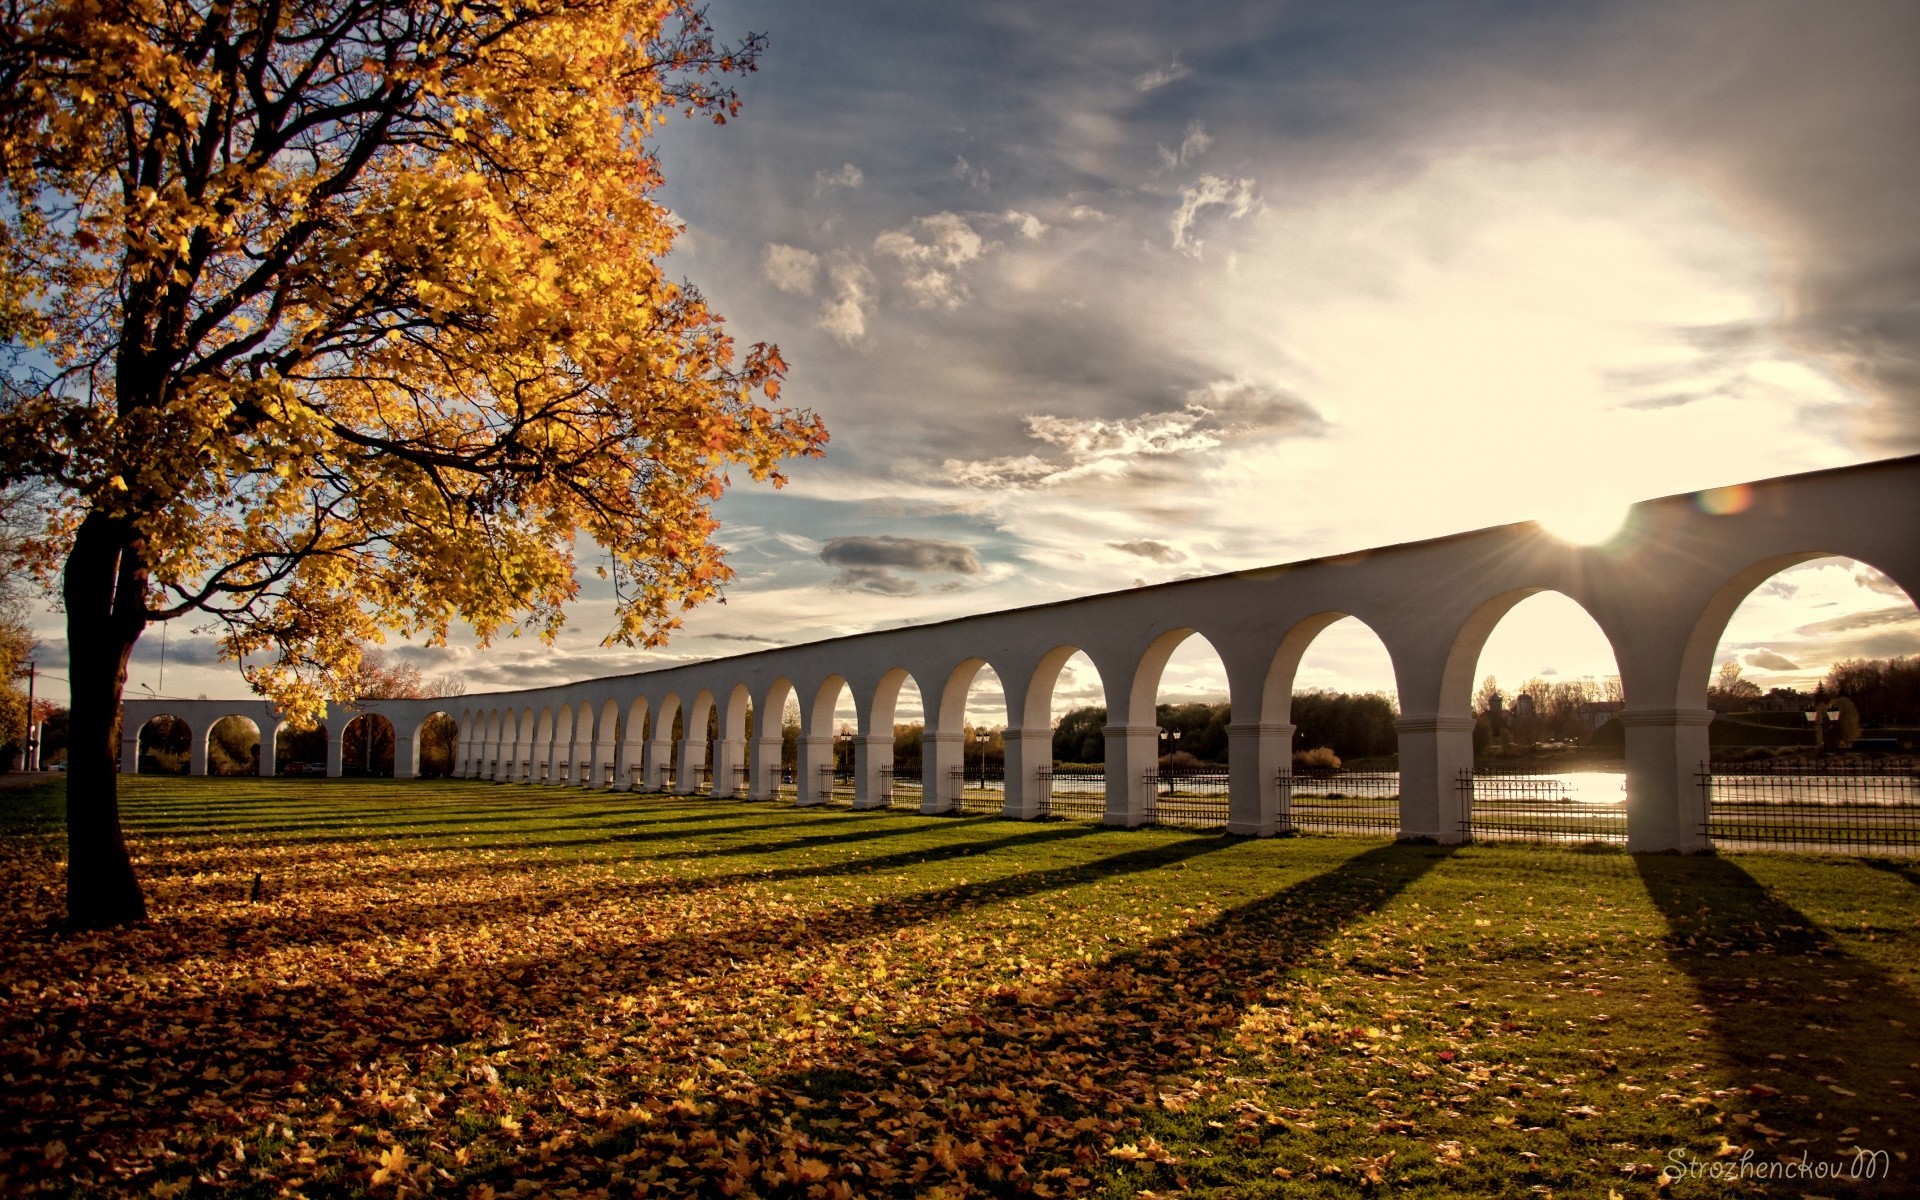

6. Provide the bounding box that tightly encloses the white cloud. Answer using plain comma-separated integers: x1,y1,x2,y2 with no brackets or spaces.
814,162,864,190
875,212,989,308
1002,210,1047,239
1159,120,1214,170
761,243,819,295
1067,204,1112,223
1135,58,1191,92
818,260,874,344
945,379,1324,490
1170,174,1259,256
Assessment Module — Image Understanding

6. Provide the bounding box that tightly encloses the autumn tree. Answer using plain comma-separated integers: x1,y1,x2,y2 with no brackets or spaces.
0,0,825,926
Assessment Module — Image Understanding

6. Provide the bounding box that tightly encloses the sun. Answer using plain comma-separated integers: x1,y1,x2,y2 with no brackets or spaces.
1535,498,1632,545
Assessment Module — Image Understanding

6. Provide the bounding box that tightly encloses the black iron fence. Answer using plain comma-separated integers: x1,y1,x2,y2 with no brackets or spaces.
1284,772,1401,836
949,765,1003,814
880,766,922,808
1700,758,1919,854
1141,771,1230,828
818,764,858,806
1458,770,1628,845
1035,769,1106,820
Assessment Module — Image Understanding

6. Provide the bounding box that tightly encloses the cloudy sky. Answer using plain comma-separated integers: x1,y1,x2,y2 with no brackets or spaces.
37,0,1920,722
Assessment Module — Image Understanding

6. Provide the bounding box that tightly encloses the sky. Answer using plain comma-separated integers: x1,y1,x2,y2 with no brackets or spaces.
31,0,1920,722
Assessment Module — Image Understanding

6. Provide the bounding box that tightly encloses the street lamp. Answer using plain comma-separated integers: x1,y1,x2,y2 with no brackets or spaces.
1157,726,1178,795
1804,687,1842,753
973,727,990,787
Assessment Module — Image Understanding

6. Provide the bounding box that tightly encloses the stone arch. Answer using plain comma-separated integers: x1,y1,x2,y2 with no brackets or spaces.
651,693,682,790
586,698,617,787
618,697,649,789
1260,612,1402,726
935,657,1009,731
547,704,572,783
684,689,717,792
1439,589,1628,721
1678,551,1920,712
718,683,754,797
273,720,327,776
411,710,457,778
515,707,536,781
205,714,263,776
136,714,193,775
531,707,555,781
755,678,797,800
341,712,397,777
868,667,926,808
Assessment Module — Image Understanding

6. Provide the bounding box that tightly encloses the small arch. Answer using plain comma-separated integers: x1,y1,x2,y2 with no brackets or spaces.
722,683,755,796
1681,553,1920,712
936,658,1010,731
1143,631,1232,769
873,668,927,806
532,707,556,780
1033,647,1108,763
205,714,262,776
1440,590,1627,720
415,711,458,778
341,712,397,777
1455,590,1626,763
619,697,649,786
136,714,192,775
274,721,328,776
516,707,536,778
1266,613,1401,763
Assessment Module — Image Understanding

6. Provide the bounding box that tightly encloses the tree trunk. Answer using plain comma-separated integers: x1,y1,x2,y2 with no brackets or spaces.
62,511,150,928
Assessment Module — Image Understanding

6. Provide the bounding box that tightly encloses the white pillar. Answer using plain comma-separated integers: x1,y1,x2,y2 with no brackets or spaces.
259,726,277,777
1226,721,1293,836
675,738,701,793
613,738,640,791
921,728,961,814
851,733,891,809
645,737,672,791
798,734,832,806
711,738,740,797
750,735,782,800
1394,715,1474,842
394,733,417,779
1102,723,1157,827
1621,708,1714,853
324,729,344,779
1001,727,1052,819
119,732,138,774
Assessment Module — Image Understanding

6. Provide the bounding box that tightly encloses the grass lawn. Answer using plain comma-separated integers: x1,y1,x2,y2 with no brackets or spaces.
2,778,1916,1198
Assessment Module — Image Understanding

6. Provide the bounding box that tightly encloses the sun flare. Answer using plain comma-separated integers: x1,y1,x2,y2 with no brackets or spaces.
1536,499,1631,545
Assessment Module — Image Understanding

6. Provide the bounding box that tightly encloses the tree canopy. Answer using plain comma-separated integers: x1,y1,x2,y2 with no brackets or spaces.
0,0,825,925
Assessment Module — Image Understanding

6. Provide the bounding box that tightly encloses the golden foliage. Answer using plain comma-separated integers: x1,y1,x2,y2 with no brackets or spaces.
0,0,825,720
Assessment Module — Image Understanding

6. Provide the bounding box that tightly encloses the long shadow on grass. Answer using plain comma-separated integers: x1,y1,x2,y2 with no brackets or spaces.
465,839,1459,1197
1860,857,1920,890
101,817,1123,978
0,826,1248,1191
1636,854,1920,1192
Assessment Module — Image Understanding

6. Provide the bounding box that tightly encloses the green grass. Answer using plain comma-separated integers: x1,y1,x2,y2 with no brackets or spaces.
1,777,1916,1198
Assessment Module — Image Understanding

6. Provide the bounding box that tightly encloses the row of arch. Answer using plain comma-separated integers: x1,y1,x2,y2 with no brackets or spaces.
446,546,1919,852
130,710,460,777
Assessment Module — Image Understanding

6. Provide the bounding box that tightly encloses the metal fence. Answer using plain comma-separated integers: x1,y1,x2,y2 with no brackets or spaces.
1141,771,1230,828
818,764,858,806
949,765,1004,814
1035,769,1107,820
1284,772,1401,836
1458,770,1628,845
880,766,923,808
1700,758,1920,854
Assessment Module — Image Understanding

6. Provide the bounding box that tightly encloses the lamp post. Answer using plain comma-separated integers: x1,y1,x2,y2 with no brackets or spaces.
973,728,990,788
1157,726,1177,796
1804,687,1842,753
